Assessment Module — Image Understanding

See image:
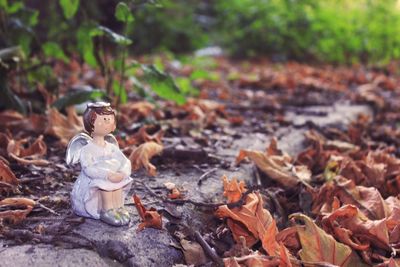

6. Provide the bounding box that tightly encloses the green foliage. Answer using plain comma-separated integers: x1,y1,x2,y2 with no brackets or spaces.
92,26,132,46
52,89,107,110
42,42,69,63
115,2,134,23
59,0,80,19
76,25,97,67
141,65,186,104
131,0,208,53
214,0,400,63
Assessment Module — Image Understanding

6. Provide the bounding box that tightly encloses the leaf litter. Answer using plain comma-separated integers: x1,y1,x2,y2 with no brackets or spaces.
2,56,400,266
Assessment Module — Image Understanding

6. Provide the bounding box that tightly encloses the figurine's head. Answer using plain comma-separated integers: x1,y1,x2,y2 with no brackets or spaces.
83,102,116,136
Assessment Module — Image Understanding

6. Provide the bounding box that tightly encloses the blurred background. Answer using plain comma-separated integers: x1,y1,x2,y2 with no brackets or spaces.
1,0,400,113
2,0,400,63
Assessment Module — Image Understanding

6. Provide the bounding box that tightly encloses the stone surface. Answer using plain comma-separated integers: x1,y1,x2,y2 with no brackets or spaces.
0,245,113,267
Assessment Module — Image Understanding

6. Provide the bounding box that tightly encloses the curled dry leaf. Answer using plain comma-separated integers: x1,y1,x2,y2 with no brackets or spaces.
119,101,157,125
0,110,46,134
0,160,19,192
129,141,163,176
0,197,35,224
45,107,83,146
223,251,281,267
236,147,311,188
133,194,162,231
0,133,49,165
313,176,390,220
216,177,281,257
290,213,367,267
322,204,390,251
222,175,246,203
163,182,182,199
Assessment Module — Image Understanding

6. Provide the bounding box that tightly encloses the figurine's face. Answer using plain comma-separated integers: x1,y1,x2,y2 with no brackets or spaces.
92,114,116,136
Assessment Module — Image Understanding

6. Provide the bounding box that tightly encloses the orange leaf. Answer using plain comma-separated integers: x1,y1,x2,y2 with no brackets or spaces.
168,188,182,199
129,142,163,176
0,160,18,188
133,194,162,231
222,175,246,203
217,178,277,254
0,197,35,224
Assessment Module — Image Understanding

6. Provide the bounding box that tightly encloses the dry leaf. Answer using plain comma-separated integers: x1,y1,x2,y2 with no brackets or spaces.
222,175,246,203
45,107,83,145
223,251,281,267
236,148,310,188
291,213,367,266
0,160,18,188
119,101,156,124
0,197,35,224
180,239,208,266
133,194,162,231
313,176,390,220
0,133,49,165
216,178,277,254
322,204,390,251
0,110,47,134
129,141,163,176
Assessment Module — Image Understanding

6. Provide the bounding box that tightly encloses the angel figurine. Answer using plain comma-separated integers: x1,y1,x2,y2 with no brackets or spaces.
66,102,133,226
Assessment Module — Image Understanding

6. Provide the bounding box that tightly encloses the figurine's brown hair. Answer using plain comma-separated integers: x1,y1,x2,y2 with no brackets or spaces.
83,106,115,135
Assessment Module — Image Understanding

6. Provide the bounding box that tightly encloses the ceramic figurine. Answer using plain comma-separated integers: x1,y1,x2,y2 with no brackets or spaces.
66,102,133,226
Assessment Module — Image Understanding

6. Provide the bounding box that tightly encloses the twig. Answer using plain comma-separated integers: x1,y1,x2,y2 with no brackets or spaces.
24,216,67,222
194,231,223,266
19,177,45,184
136,180,223,208
134,180,265,209
197,168,217,186
36,202,60,216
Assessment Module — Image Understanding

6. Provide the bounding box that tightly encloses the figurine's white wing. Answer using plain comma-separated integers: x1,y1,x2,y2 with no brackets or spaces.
66,133,92,165
104,134,119,148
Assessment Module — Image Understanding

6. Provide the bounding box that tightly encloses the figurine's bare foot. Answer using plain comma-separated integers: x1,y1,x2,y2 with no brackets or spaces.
117,207,130,225
100,209,123,226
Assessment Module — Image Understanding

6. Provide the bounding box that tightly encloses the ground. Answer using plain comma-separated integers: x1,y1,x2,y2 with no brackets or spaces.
1,58,398,266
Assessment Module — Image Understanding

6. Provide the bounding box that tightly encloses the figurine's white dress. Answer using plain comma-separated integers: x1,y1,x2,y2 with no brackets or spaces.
71,141,133,219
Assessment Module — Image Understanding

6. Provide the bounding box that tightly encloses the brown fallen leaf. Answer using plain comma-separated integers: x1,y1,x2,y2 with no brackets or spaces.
0,159,19,188
216,177,278,255
120,126,164,148
322,204,390,251
222,175,246,203
119,101,156,125
45,107,83,146
0,197,36,224
0,160,19,194
0,133,49,165
133,194,162,231
223,252,281,267
291,213,367,267
236,147,311,188
0,110,46,134
313,176,391,220
180,239,208,266
129,141,163,176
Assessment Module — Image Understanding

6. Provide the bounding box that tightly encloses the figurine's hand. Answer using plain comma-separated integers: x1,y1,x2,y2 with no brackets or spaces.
107,172,125,183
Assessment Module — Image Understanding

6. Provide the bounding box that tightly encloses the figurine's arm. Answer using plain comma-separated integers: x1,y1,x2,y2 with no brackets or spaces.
113,145,132,177
80,149,110,180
